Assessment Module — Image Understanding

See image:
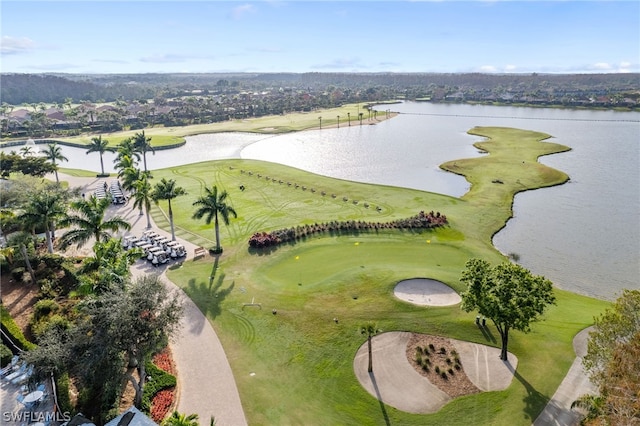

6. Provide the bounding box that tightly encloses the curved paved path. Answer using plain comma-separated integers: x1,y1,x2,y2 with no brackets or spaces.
533,327,596,426
59,173,247,426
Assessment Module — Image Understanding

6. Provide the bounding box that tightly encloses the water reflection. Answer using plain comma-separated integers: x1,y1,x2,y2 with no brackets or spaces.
2,102,638,300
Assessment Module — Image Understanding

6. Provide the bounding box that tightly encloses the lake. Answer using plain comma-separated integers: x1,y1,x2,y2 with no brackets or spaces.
5,102,638,300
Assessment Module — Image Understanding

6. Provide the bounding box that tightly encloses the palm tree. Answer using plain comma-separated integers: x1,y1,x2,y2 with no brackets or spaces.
40,142,68,183
77,238,143,295
152,178,186,241
7,232,37,283
58,195,131,250
162,411,199,426
20,146,35,157
132,175,153,229
132,131,154,173
361,322,381,373
86,135,113,176
115,137,141,164
18,190,67,253
192,185,237,253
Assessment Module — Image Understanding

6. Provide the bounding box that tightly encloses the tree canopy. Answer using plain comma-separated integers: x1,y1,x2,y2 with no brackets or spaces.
460,258,556,360
25,275,183,418
576,289,640,424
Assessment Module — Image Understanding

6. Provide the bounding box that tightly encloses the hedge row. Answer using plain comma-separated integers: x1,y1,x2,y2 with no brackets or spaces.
141,360,177,413
0,305,36,351
249,210,448,249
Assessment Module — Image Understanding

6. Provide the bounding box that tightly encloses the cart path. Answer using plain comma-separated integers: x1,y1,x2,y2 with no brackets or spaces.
61,173,247,426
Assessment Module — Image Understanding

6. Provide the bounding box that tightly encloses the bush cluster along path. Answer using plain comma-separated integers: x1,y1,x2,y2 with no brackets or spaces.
58,173,247,426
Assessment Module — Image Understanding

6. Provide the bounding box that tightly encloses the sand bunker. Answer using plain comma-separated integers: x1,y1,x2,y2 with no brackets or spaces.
353,332,517,414
394,278,461,306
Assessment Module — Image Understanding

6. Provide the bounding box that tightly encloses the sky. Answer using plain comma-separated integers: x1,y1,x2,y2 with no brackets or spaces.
1,1,639,75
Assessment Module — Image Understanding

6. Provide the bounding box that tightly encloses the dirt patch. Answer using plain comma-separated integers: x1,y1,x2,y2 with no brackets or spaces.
406,333,480,398
0,272,39,341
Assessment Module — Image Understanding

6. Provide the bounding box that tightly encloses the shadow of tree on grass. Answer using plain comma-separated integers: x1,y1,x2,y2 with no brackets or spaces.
185,255,235,321
507,362,550,423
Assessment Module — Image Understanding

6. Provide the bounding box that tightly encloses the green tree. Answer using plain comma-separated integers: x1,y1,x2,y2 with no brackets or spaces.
459,258,556,360
115,137,141,164
575,289,640,424
132,174,153,229
92,275,183,408
152,178,186,241
25,275,182,419
20,145,35,157
5,232,37,283
162,411,199,426
192,184,237,253
40,142,68,183
18,189,67,253
0,152,56,179
132,130,154,173
86,135,113,176
361,322,381,373
58,195,131,250
76,238,143,295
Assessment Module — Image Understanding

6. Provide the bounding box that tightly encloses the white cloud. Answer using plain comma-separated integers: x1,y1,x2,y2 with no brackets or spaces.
592,62,613,70
478,65,498,73
504,64,517,72
1,36,36,55
232,4,257,19
140,54,187,63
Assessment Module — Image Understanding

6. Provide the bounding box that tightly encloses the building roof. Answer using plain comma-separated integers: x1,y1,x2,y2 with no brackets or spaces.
105,406,158,426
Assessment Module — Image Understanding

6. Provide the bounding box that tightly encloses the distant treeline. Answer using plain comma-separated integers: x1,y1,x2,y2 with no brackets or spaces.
1,72,638,105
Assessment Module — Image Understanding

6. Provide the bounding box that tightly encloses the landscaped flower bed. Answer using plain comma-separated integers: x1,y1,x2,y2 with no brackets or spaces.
150,389,174,422
147,347,177,422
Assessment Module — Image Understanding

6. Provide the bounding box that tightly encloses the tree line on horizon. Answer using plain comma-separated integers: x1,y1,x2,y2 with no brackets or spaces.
1,71,638,106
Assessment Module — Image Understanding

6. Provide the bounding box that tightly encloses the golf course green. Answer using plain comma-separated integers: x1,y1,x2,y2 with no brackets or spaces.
141,125,611,425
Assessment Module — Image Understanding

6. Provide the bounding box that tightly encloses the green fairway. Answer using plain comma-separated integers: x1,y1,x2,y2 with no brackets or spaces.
48,103,391,148
149,126,609,425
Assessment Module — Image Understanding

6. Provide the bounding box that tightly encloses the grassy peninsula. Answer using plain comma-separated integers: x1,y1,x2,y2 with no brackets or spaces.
142,126,611,425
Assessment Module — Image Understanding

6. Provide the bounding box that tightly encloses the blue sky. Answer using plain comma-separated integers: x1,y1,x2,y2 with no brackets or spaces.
1,1,639,74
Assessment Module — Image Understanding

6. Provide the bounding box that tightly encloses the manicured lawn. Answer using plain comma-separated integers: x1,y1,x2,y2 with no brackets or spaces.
150,126,610,425
58,167,105,177
54,103,388,148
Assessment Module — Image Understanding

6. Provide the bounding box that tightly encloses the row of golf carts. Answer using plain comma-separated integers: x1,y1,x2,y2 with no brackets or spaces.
94,180,127,204
122,230,186,266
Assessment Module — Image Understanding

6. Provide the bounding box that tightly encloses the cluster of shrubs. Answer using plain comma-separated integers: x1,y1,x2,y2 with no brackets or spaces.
414,344,461,380
248,211,448,248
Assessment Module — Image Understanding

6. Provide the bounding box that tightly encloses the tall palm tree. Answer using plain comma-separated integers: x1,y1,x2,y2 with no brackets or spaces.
58,195,131,250
192,185,237,253
162,411,199,426
361,322,381,373
132,131,154,173
40,142,68,183
115,137,141,164
18,190,67,253
132,175,153,229
86,135,113,176
152,178,187,241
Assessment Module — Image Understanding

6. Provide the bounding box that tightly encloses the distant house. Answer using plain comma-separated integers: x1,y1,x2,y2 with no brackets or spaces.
8,108,31,123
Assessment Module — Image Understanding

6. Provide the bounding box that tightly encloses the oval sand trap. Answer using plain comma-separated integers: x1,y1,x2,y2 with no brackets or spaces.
394,278,461,306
